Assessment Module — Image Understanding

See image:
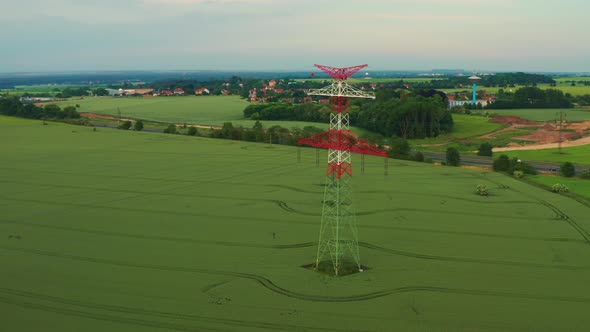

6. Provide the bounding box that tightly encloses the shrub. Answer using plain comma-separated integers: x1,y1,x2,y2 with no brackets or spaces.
513,170,524,179
580,169,590,179
389,137,411,158
424,157,434,164
414,152,424,162
446,147,460,166
551,183,569,193
133,120,144,131
187,126,198,136
477,143,493,157
560,162,576,177
476,184,489,196
163,124,177,134
118,120,132,130
510,158,537,175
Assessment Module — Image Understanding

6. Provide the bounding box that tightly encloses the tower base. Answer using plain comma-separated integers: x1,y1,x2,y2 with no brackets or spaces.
301,261,370,277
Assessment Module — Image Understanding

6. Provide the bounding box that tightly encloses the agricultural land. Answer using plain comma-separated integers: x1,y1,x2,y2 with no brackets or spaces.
2,115,590,331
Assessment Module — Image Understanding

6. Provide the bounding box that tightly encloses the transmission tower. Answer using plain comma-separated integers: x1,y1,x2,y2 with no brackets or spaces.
298,64,387,276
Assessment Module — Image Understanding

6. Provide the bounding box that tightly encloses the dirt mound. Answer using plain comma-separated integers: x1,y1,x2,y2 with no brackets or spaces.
515,129,580,144
491,116,540,126
567,121,590,131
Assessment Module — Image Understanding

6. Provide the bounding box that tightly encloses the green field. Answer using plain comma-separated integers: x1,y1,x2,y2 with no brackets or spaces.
503,145,590,164
53,96,372,134
410,114,505,146
474,108,590,122
2,115,590,331
527,175,590,200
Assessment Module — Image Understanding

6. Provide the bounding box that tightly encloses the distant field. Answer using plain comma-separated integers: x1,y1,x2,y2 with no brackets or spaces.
410,114,505,146
54,96,372,134
477,108,590,122
502,145,590,164
528,175,590,200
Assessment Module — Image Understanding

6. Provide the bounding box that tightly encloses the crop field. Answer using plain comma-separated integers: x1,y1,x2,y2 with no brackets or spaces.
410,114,505,146
53,96,371,134
477,108,590,122
2,115,590,331
55,96,249,125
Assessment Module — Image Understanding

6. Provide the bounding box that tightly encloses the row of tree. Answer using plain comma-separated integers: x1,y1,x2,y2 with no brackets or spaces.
0,97,80,120
244,93,454,139
487,87,572,109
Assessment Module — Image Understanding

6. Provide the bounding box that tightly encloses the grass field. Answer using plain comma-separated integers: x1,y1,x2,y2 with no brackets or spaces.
53,96,373,134
2,115,590,331
474,108,590,122
410,114,505,146
502,145,590,164
527,175,590,200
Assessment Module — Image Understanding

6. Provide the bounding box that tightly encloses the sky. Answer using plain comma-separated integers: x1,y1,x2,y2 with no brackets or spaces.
0,0,588,73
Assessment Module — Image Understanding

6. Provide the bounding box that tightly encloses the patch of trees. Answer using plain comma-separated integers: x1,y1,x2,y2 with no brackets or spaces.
244,95,453,139
492,155,537,175
206,121,324,146
0,97,80,120
486,87,572,109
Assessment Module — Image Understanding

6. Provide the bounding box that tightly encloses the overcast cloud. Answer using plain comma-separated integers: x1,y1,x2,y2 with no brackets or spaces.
0,0,588,72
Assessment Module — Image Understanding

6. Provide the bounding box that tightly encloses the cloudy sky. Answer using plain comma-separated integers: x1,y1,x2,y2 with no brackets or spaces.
0,0,588,72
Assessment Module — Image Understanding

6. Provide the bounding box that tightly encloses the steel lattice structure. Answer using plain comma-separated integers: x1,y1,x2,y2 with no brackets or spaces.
298,64,387,276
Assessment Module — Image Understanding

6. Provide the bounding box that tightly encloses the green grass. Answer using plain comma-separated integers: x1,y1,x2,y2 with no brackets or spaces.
475,108,590,122
410,114,505,146
502,145,590,164
2,115,590,331
527,175,590,200
53,96,372,134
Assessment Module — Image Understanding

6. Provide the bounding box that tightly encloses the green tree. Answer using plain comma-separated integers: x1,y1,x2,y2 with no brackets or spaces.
493,155,510,172
163,124,177,134
388,137,411,158
133,120,144,131
560,162,576,177
477,142,493,157
119,120,132,130
187,126,198,136
446,147,460,166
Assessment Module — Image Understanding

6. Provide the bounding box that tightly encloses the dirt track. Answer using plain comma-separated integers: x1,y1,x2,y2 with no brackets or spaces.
80,113,222,130
494,135,590,152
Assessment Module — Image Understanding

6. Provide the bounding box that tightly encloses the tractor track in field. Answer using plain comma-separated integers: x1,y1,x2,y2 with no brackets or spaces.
540,201,590,244
475,174,590,245
2,247,590,305
3,219,587,266
0,288,355,332
0,220,314,250
357,242,587,270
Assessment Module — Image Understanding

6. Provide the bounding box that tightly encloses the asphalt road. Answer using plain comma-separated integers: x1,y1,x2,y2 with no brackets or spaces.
421,152,589,174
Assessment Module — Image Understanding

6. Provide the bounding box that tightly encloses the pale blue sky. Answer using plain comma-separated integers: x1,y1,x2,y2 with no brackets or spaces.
0,0,588,72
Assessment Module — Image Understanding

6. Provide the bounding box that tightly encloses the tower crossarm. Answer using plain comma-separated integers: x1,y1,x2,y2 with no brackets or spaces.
298,130,388,158
307,81,375,99
315,64,368,81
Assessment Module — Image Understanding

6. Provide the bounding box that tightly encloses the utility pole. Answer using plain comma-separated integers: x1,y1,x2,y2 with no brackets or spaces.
117,107,121,126
557,111,567,154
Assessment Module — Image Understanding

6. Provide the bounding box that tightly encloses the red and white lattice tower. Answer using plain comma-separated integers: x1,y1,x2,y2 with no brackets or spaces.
298,64,387,276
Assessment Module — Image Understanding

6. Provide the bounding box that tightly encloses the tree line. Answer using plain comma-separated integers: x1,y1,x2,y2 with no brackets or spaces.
486,87,572,109
0,97,81,120
243,92,454,139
